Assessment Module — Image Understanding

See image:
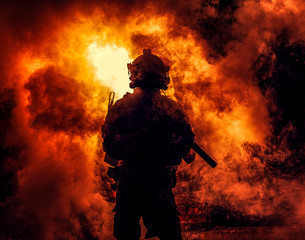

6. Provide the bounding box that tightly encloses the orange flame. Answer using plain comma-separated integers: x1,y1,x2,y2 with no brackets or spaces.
1,0,305,239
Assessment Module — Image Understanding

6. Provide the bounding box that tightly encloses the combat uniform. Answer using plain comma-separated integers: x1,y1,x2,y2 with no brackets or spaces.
102,49,195,240
103,90,194,239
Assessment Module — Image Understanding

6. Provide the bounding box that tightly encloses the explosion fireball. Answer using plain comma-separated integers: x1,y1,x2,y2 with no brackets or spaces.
1,0,305,239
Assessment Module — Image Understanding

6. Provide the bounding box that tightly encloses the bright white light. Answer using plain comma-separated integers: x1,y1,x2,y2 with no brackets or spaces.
87,43,132,97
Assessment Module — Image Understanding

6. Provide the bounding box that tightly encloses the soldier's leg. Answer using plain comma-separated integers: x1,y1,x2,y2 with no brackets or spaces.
152,208,182,240
114,209,141,240
114,180,141,240
148,188,182,240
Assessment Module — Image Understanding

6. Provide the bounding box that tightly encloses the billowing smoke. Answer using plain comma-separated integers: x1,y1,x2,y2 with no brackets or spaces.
0,0,305,239
25,67,100,134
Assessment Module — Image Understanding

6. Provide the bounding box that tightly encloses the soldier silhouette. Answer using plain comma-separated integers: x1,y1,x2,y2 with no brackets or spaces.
102,49,195,240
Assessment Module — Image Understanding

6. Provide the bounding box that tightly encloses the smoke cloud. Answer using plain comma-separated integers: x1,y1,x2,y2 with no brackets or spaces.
1,0,305,239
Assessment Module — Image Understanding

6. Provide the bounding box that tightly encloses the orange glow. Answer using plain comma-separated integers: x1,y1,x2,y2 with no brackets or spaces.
2,1,305,238
15,11,272,218
86,43,132,97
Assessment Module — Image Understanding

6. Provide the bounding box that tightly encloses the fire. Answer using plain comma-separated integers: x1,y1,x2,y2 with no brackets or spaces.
86,43,132,97
1,0,305,239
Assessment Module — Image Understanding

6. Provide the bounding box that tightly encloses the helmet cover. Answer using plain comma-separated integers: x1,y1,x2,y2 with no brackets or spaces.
127,49,170,90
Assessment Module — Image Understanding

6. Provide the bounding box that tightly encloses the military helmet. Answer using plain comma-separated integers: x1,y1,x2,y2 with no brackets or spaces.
127,49,170,90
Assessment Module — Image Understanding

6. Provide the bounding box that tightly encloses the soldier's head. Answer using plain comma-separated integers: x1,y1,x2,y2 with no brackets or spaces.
127,49,170,90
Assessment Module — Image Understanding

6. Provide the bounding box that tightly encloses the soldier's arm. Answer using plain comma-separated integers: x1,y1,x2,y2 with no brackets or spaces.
167,107,196,161
104,126,151,159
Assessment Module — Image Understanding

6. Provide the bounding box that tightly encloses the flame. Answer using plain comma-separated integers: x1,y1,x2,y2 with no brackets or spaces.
1,0,305,239
86,43,132,97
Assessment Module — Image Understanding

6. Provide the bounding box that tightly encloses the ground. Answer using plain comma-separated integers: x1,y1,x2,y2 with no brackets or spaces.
138,221,304,240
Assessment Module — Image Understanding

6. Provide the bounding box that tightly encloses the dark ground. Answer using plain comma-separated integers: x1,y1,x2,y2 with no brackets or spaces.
139,224,304,240
182,226,304,240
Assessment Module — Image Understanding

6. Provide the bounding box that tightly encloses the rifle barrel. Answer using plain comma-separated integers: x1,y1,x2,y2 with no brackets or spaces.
191,142,217,168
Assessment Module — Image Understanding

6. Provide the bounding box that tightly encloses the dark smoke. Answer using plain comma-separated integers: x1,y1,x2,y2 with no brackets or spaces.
198,0,242,57
0,89,18,202
254,30,305,177
25,67,100,135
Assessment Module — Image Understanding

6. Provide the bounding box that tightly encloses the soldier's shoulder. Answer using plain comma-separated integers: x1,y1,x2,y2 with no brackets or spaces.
155,94,188,121
158,94,184,112
110,92,133,111
106,92,135,121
